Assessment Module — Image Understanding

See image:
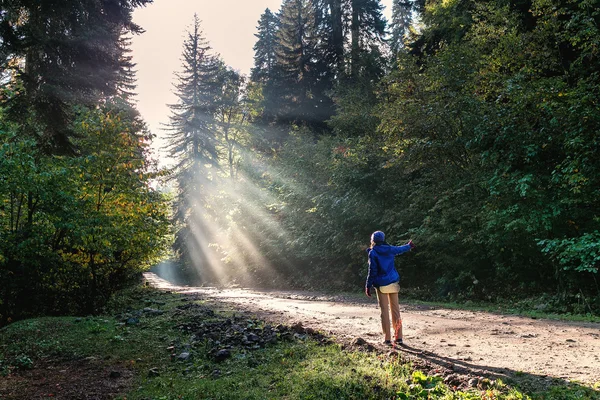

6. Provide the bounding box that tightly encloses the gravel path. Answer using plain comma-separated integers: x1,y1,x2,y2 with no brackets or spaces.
145,272,600,386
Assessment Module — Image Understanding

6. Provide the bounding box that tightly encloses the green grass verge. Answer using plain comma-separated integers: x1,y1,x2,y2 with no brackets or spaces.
1,286,598,400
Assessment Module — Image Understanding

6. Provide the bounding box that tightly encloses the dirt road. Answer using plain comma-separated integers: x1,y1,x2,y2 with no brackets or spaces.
144,273,600,386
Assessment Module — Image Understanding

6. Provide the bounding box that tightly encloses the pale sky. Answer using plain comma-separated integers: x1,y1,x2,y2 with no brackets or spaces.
131,0,393,161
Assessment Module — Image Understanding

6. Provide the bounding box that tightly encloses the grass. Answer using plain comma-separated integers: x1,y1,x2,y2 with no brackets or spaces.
1,286,599,400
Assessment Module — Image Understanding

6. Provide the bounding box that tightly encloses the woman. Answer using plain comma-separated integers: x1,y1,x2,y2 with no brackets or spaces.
365,230,415,345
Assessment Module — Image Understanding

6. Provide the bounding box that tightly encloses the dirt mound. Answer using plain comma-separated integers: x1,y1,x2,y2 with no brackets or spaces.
0,358,132,400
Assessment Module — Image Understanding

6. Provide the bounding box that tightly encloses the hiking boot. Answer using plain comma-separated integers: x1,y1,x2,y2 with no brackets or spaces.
394,338,403,345
383,340,392,346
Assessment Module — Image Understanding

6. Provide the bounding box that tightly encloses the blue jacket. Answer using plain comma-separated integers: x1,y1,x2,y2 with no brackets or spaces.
365,244,411,289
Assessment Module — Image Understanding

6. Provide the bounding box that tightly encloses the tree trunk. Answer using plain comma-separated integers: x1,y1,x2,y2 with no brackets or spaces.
351,0,360,76
88,251,98,314
26,192,35,229
328,0,344,75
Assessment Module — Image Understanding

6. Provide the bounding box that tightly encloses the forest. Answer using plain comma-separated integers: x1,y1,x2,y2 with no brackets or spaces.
1,0,599,326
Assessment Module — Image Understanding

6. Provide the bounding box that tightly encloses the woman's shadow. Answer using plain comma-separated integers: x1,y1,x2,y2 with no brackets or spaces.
397,342,594,393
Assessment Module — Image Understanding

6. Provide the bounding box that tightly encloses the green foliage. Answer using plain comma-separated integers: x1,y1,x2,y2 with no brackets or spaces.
220,0,600,311
251,8,279,83
12,354,33,370
0,103,171,324
539,232,600,274
0,0,151,151
272,0,335,129
389,0,414,54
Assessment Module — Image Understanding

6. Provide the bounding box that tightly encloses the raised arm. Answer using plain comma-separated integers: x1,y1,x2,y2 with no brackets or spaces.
391,240,416,255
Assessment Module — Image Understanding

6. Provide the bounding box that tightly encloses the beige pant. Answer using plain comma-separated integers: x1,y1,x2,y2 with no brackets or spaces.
376,288,402,341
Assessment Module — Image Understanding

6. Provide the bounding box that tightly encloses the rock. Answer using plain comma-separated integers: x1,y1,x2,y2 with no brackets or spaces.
246,333,260,343
291,322,305,333
126,317,139,325
566,339,576,343
177,352,191,361
148,367,160,377
74,318,82,323
143,308,164,316
109,370,122,379
520,333,536,338
444,374,460,385
267,336,278,345
214,349,231,362
352,337,367,346
479,378,492,389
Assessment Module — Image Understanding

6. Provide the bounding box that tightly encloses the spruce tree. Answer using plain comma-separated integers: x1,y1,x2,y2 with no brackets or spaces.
0,0,151,152
274,0,315,124
389,0,413,54
117,34,139,101
251,8,279,83
349,0,386,77
273,0,334,129
250,8,283,126
165,15,222,277
327,0,345,74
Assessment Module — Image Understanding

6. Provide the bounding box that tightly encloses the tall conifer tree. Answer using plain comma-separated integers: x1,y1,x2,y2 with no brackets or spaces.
165,15,222,276
250,8,283,126
327,0,345,74
251,8,279,83
273,0,334,129
275,0,316,122
0,0,151,152
389,0,413,54
349,0,386,77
